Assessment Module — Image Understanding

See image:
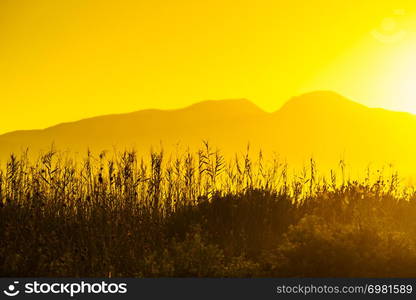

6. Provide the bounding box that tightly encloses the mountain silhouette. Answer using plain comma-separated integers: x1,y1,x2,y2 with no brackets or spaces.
2,91,416,175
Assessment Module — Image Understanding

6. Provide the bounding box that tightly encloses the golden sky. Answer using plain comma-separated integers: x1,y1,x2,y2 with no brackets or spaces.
1,0,416,134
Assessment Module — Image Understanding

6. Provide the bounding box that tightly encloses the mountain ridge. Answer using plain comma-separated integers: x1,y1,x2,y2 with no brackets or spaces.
0,98,267,138
3,91,415,137
2,91,416,175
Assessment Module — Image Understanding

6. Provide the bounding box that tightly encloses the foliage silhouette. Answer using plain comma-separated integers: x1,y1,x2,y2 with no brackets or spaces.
0,146,415,277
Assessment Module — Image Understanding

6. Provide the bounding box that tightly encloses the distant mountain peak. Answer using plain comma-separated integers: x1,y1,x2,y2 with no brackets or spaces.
2,91,416,176
278,90,367,114
298,90,345,99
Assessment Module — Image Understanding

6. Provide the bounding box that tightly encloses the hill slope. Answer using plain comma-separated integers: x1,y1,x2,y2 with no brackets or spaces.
1,92,416,174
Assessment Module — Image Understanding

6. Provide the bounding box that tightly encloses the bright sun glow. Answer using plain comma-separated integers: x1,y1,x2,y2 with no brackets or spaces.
1,1,416,133
392,52,416,113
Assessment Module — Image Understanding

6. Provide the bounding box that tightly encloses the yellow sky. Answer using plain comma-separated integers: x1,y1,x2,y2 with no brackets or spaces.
1,0,416,134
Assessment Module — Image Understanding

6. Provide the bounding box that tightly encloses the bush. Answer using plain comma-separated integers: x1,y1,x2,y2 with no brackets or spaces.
265,215,416,277
1,148,416,277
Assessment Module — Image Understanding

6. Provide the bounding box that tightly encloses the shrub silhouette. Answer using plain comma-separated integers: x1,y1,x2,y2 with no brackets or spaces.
0,146,415,277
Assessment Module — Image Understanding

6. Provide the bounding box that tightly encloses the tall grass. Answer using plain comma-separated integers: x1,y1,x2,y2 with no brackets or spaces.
1,144,416,277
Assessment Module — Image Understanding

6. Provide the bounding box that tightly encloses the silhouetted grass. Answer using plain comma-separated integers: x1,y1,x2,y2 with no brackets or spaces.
0,145,415,277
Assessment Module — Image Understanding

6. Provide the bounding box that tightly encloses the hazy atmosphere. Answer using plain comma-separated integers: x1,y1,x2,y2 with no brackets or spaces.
4,0,416,280
2,0,416,133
